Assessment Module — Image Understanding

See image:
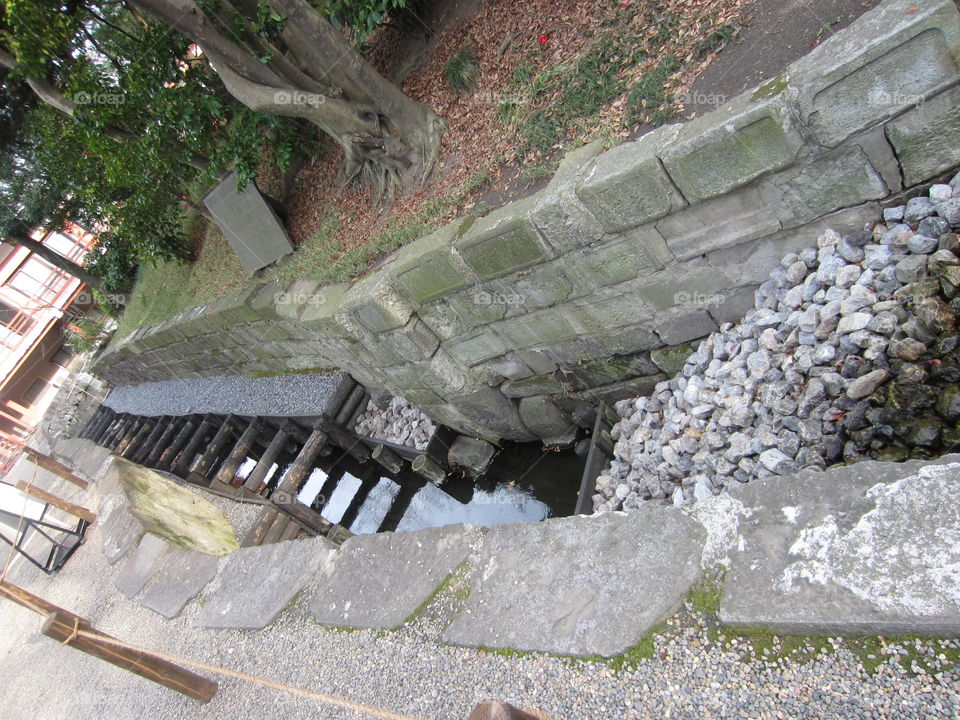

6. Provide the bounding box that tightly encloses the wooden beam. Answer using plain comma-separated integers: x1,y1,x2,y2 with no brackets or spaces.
14,480,95,524
276,426,328,494
191,415,236,479
244,425,289,492
21,447,88,489
158,417,197,470
315,416,372,463
412,454,447,485
41,612,218,703
372,443,403,474
241,506,279,547
215,419,261,488
467,701,544,720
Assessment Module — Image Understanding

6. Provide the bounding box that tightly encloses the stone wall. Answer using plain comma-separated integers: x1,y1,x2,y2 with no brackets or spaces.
94,0,960,442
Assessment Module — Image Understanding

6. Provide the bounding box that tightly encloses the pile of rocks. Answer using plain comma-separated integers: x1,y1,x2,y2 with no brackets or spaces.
353,395,436,451
594,175,960,512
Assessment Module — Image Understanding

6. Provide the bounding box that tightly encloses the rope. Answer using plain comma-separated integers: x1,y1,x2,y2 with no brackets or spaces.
60,617,80,645
66,628,424,720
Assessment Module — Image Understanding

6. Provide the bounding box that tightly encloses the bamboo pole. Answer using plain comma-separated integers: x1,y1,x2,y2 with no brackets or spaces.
21,447,88,489
13,480,95,524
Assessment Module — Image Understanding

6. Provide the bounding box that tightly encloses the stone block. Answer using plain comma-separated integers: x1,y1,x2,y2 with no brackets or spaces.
494,309,579,350
379,318,441,362
518,395,575,444
721,456,960,635
579,323,664,357
706,203,881,287
484,353,534,381
445,287,513,328
446,330,509,365
448,436,497,475
655,308,719,345
508,261,578,309
561,352,660,390
578,374,666,404
433,387,534,441
529,140,607,252
422,348,468,393
563,290,655,334
141,548,220,619
309,525,482,630
886,85,960,186
852,126,905,193
789,0,960,147
656,186,782,260
661,94,803,202
630,258,735,310
340,273,414,334
759,146,888,229
98,493,144,566
399,386,446,407
417,299,469,341
709,285,760,326
567,225,672,289
515,350,558,376
390,220,474,303
203,170,293,274
501,373,564,399
454,193,551,280
299,283,352,338
198,536,337,629
650,344,694,377
443,509,705,657
114,534,172,599
274,279,320,321
575,125,687,231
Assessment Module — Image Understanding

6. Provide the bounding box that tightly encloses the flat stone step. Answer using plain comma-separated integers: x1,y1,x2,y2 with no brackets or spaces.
141,547,220,619
197,536,337,629
443,508,706,657
720,454,960,636
309,524,483,630
114,534,172,598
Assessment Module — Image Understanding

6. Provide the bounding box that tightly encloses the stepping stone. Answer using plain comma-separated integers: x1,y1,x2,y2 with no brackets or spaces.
310,524,483,630
443,508,706,657
721,455,960,636
141,547,220,619
197,536,336,629
98,495,145,565
115,533,172,598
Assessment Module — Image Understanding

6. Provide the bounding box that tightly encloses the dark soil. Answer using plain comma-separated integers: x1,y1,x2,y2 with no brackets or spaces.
687,0,882,112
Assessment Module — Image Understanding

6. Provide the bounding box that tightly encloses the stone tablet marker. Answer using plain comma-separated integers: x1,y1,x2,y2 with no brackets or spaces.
203,171,293,274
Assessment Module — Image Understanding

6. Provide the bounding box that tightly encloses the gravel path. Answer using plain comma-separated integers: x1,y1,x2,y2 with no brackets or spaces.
104,371,352,418
1,473,958,720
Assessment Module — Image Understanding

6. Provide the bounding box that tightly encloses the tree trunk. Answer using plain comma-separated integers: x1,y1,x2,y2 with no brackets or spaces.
128,0,444,199
9,233,103,290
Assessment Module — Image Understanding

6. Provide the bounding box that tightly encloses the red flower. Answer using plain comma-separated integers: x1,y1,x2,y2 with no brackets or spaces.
537,34,550,45
620,0,631,6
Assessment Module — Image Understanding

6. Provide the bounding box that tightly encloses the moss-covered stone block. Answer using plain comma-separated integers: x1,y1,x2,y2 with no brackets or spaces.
575,125,687,232
494,309,579,350
661,94,803,202
886,84,960,186
454,193,551,281
391,220,474,303
567,226,672,289
299,282,353,338
650,344,694,377
501,373,564,398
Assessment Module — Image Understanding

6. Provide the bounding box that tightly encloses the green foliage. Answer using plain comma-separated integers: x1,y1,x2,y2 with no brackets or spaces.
694,22,738,57
315,0,407,38
444,47,480,94
64,317,106,354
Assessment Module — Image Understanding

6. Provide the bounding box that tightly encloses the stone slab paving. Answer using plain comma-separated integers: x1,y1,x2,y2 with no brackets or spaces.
98,494,145,565
141,547,220,619
443,509,706,657
197,536,337,629
309,524,484,630
721,455,960,636
114,533,173,598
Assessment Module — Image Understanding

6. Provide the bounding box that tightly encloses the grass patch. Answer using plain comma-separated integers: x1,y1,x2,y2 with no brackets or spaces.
444,47,480,94
113,222,248,339
625,54,682,126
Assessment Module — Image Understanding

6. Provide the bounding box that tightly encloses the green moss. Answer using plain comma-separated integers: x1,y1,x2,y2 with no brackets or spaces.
752,73,788,100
